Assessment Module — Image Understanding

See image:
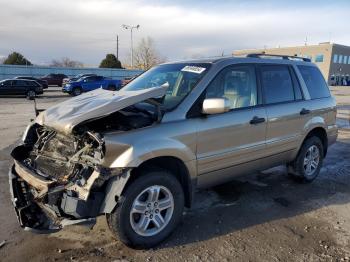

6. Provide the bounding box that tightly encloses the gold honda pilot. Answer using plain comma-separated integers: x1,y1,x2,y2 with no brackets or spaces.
9,54,337,248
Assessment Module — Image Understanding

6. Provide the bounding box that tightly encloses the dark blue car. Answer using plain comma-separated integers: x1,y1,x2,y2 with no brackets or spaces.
62,75,122,96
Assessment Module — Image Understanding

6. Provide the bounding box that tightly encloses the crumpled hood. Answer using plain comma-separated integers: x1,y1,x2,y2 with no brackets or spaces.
36,86,167,135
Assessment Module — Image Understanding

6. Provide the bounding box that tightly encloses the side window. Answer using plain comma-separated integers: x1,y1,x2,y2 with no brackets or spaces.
26,81,36,87
297,65,330,99
84,77,94,82
206,65,258,109
260,65,295,104
18,80,28,86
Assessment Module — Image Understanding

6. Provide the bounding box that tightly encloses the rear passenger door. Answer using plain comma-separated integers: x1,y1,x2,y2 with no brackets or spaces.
258,64,311,164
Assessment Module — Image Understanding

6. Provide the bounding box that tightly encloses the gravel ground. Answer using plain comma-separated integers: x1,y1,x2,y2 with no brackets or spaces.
0,87,350,262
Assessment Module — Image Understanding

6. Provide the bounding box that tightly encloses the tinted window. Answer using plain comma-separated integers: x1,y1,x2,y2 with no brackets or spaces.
85,76,96,82
297,65,330,99
206,65,257,109
26,81,37,87
13,80,27,86
260,65,295,104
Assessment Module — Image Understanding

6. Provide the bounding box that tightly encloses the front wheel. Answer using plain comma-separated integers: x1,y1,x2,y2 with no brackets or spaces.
26,90,36,100
287,136,324,183
106,169,184,248
71,87,82,96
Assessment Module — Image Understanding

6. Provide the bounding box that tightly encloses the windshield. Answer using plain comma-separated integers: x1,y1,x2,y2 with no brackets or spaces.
122,63,211,110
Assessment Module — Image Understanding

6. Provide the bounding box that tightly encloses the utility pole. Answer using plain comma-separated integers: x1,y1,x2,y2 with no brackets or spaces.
116,35,119,60
122,24,140,68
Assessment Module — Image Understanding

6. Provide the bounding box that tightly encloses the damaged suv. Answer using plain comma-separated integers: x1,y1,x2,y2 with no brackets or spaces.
9,54,337,248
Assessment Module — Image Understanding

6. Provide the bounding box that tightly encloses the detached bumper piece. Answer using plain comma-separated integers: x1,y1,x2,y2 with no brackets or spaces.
8,165,60,233
8,164,100,233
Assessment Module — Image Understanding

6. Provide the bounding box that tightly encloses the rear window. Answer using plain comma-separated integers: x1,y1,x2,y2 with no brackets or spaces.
297,65,330,99
260,65,295,104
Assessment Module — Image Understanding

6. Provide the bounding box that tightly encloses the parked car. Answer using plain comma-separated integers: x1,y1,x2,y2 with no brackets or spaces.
9,54,337,248
62,73,97,86
62,75,122,96
0,79,43,99
15,76,48,89
40,73,68,86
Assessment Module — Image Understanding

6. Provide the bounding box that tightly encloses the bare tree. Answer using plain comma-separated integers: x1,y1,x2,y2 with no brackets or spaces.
133,37,166,70
50,57,83,68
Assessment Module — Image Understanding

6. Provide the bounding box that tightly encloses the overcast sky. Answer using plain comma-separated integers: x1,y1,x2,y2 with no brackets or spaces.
0,0,349,66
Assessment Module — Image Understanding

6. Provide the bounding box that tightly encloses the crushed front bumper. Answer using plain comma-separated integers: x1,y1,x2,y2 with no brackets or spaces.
8,164,97,233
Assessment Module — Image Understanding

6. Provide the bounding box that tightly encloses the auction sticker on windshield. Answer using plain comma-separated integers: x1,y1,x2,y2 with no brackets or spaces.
181,66,206,74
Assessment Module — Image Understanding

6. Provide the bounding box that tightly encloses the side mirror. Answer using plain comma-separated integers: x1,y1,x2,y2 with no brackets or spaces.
202,98,230,115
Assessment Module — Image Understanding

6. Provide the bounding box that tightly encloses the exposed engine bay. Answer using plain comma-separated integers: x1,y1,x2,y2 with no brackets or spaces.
9,105,157,232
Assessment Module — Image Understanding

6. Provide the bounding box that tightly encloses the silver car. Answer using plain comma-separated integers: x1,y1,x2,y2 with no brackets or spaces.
9,54,337,248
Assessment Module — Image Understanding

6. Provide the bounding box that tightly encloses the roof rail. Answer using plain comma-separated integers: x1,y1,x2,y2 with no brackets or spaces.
246,53,311,62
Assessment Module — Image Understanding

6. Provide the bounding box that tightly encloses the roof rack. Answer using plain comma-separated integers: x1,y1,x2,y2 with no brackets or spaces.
246,53,311,62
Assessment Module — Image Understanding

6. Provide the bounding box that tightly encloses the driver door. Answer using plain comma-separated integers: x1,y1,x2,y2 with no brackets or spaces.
195,64,268,188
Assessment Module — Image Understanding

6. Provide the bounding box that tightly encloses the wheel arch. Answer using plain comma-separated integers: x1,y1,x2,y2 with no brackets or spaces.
302,127,328,156
125,156,195,208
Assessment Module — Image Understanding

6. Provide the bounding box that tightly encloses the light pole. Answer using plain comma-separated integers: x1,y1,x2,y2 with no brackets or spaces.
122,24,140,68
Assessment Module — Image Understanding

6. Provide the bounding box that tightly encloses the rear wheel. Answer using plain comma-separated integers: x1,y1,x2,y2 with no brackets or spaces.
26,90,36,100
287,136,324,183
71,87,82,96
106,169,184,248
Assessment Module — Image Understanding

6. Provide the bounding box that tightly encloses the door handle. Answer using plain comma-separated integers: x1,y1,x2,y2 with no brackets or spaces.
250,116,266,125
300,108,311,115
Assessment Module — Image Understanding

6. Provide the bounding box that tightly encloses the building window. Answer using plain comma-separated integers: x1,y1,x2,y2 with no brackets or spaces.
315,54,324,63
344,56,348,64
339,55,343,64
333,54,338,63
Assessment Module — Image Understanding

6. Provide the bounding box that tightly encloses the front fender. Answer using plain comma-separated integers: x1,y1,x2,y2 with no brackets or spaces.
102,137,196,169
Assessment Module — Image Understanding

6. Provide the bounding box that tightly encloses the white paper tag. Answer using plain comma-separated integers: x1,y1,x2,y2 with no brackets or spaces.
181,66,206,74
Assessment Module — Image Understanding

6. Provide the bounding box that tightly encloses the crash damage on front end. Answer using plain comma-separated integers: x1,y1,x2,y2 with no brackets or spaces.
9,86,167,233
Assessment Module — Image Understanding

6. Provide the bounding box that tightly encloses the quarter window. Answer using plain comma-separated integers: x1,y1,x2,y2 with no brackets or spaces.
206,65,257,109
260,65,295,104
297,65,330,99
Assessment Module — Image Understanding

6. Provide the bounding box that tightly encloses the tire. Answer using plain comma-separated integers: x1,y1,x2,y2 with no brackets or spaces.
107,85,117,91
106,169,184,248
26,90,36,100
71,87,82,96
287,136,324,183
